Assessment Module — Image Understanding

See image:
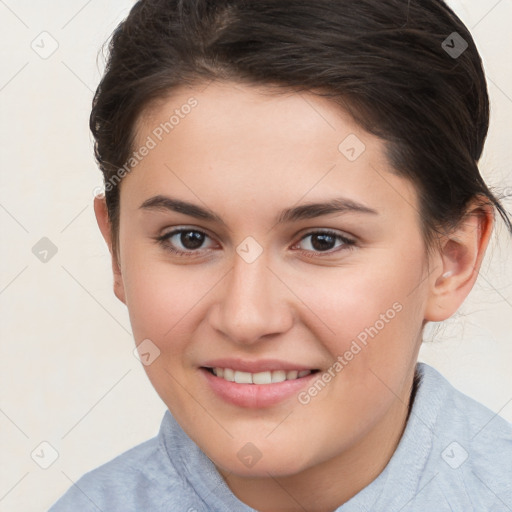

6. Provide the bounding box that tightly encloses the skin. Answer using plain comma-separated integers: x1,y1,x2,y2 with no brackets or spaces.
94,81,493,512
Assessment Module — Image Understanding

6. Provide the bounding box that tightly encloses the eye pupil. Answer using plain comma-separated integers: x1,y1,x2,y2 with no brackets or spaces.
311,234,335,251
181,231,204,249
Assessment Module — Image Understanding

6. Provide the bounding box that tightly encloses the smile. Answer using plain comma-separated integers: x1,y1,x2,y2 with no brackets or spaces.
200,365,321,408
205,367,317,384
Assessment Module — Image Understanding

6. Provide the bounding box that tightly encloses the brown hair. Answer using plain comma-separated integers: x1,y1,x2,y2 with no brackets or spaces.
90,0,511,260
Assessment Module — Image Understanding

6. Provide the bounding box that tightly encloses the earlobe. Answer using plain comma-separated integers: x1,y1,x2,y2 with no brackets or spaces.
424,201,494,322
93,195,127,305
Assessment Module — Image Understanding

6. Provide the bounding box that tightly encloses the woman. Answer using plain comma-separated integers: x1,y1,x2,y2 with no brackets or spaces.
49,0,512,510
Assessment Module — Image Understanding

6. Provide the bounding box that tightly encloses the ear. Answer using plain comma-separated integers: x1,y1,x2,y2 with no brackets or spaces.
93,194,126,305
424,198,494,322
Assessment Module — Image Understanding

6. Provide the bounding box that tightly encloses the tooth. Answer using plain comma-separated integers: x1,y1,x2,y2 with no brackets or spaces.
253,371,272,384
223,368,235,382
271,370,287,383
215,367,311,384
235,370,253,384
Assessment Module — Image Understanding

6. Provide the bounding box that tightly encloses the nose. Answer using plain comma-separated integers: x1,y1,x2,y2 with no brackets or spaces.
208,252,294,346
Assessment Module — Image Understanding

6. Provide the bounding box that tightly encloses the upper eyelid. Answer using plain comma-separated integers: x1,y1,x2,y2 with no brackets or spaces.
160,226,355,250
161,226,218,245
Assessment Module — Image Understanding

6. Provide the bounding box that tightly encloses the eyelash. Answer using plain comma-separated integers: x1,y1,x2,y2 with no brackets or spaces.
154,228,357,259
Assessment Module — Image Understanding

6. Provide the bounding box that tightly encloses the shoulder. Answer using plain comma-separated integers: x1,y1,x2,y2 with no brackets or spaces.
418,363,512,508
419,362,512,456
47,414,202,512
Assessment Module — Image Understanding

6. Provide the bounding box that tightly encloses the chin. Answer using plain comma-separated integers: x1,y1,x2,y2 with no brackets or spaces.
211,444,314,479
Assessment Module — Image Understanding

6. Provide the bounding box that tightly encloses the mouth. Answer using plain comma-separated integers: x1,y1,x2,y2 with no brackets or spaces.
202,367,320,384
199,365,322,408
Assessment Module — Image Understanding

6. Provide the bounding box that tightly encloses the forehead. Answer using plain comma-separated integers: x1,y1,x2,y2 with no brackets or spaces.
126,81,420,225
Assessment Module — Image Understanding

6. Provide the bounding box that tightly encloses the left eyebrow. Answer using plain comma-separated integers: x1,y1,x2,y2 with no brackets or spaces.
276,198,379,224
138,195,379,225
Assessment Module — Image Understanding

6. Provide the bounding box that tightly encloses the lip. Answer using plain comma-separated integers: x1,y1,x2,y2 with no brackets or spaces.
201,358,317,373
200,366,320,408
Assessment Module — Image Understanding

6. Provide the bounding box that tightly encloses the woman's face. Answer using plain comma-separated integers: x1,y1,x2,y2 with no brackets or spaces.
107,81,434,477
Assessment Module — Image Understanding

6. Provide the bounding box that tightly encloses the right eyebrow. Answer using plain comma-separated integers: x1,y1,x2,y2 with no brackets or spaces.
139,195,227,225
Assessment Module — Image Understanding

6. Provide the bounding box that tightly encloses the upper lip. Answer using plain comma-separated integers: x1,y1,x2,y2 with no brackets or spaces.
201,358,318,373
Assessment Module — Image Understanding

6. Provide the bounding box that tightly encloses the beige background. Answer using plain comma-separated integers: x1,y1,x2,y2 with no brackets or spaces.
0,1,511,510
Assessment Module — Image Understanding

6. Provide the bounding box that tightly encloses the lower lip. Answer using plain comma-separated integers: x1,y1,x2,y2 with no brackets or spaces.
200,368,319,408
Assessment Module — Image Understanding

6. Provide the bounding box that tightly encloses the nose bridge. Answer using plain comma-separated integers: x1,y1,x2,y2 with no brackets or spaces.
212,250,292,344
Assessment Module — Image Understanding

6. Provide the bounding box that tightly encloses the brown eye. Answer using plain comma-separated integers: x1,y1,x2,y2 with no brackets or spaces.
295,230,356,256
156,228,216,256
309,233,337,251
177,230,206,250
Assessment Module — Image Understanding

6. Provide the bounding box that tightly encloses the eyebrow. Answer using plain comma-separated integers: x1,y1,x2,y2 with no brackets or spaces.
139,195,378,226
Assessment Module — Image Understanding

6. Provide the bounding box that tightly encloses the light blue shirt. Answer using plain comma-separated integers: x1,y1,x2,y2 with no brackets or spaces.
48,363,512,511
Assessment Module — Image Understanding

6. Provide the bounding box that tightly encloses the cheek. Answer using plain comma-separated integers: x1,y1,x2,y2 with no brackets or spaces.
120,254,218,409
296,250,426,418
121,251,213,348
302,258,419,349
